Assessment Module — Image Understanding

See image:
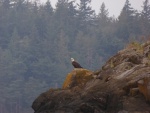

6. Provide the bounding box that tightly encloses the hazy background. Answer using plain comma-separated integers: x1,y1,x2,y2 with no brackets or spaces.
38,0,144,17
0,0,150,113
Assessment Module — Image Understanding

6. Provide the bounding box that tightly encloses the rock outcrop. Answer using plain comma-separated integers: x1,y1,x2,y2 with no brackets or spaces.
32,41,150,113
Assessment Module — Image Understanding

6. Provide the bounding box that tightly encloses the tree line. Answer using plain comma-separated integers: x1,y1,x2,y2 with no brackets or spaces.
0,0,150,112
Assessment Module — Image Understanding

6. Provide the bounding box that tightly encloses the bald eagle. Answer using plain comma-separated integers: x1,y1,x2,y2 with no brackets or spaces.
71,58,83,68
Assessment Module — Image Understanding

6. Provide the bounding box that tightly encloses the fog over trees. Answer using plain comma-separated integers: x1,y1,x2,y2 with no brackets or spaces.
0,0,150,112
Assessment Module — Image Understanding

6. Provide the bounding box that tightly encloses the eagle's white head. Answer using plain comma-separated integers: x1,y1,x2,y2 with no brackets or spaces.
71,58,75,62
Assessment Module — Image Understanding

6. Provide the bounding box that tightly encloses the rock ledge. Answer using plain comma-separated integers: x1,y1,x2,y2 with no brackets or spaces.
32,42,150,113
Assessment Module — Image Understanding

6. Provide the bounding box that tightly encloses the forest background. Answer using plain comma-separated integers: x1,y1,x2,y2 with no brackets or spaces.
0,0,150,112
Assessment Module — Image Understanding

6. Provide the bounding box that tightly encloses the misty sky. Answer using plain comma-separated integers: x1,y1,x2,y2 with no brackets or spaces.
38,0,145,17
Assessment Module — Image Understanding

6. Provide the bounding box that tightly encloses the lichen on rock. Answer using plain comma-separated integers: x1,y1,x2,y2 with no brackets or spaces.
62,68,93,89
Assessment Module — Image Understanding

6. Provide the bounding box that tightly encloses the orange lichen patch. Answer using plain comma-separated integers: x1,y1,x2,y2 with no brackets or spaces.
62,72,73,89
138,77,150,102
62,69,93,89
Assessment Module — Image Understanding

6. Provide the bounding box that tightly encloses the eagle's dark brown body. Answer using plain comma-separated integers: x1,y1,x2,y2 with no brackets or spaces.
72,61,82,68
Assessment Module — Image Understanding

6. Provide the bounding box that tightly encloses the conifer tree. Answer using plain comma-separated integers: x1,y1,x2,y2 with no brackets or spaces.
55,0,77,37
141,0,150,19
117,0,137,41
98,2,109,26
99,3,108,19
119,0,135,22
44,0,53,15
78,0,95,30
140,0,150,37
